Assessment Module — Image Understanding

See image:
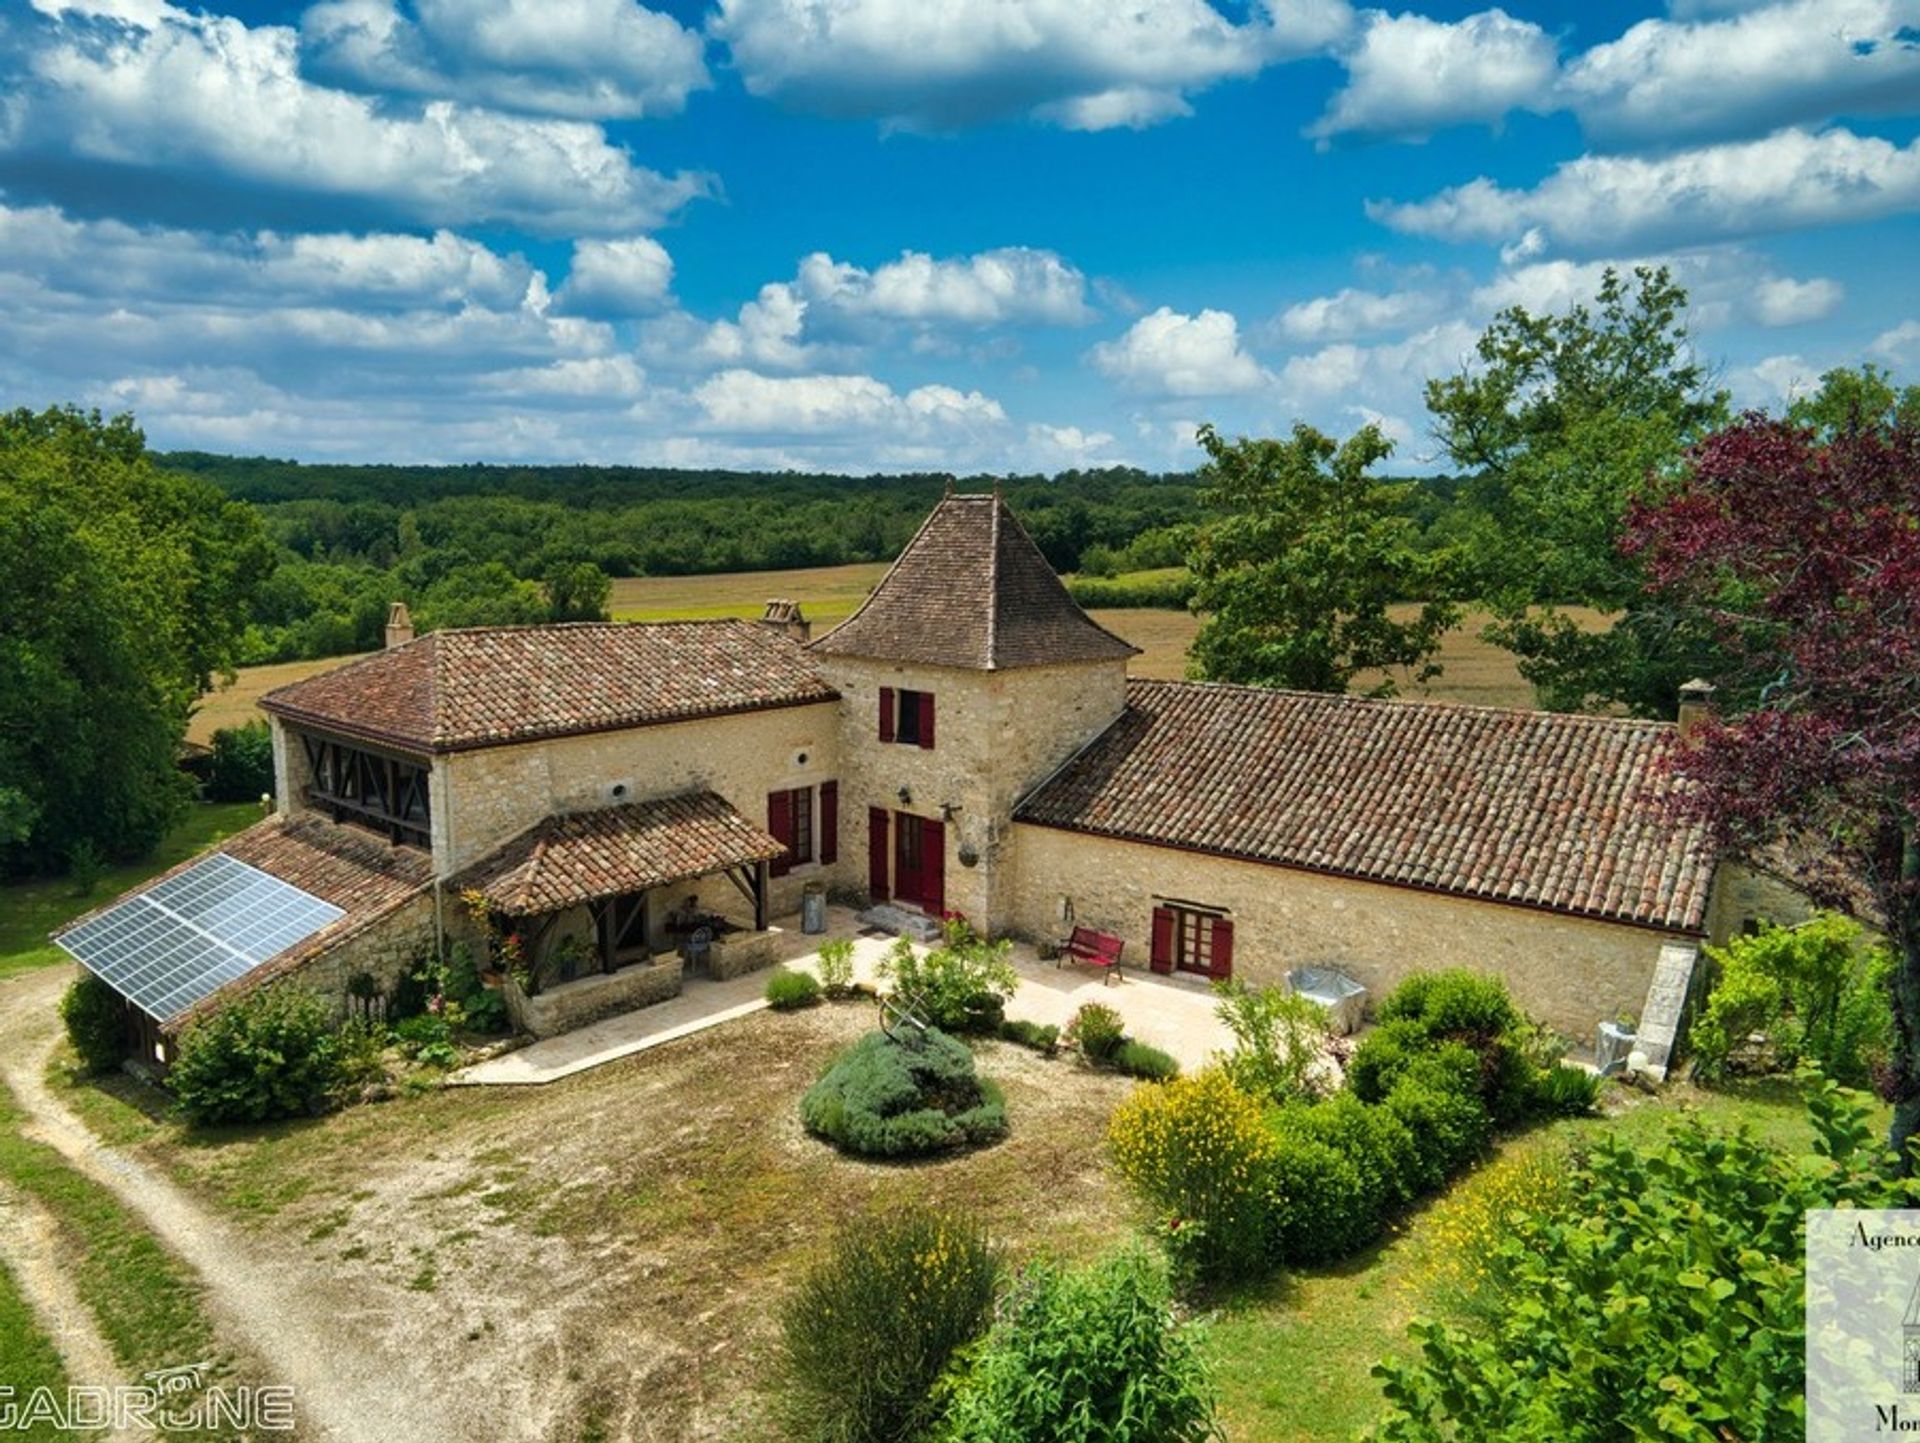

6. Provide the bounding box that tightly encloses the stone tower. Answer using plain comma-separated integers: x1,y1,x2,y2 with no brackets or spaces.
808,491,1137,934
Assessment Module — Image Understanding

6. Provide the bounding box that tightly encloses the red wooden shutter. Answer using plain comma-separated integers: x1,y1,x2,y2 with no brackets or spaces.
918,692,936,750
1150,907,1175,975
1210,918,1235,979
820,781,838,865
768,790,794,878
867,807,889,901
922,818,945,914
879,687,896,742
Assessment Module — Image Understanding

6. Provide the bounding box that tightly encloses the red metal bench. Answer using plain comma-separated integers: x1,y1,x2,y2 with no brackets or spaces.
1058,926,1124,984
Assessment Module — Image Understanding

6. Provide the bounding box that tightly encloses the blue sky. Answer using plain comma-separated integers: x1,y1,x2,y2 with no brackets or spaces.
1,0,1916,473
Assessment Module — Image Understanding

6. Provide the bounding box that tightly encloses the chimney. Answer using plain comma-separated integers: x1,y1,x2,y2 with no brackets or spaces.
385,601,415,649
759,599,810,644
1676,678,1716,740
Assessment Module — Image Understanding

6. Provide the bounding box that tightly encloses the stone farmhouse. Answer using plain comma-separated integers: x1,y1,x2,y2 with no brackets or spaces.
59,491,1795,1076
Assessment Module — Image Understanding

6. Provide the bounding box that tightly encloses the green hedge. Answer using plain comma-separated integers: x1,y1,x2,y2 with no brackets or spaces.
60,974,127,1075
1064,573,1196,609
169,987,343,1126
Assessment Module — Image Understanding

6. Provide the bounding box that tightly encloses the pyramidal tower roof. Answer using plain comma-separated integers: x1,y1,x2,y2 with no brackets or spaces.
810,491,1140,671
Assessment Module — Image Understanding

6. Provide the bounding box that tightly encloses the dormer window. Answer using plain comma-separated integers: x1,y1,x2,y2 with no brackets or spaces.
879,687,935,749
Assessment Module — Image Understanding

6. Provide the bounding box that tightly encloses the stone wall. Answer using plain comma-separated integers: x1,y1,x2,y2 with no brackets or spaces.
1705,861,1830,942
810,654,1129,932
433,702,844,921
1006,823,1681,1045
271,893,439,1021
506,957,684,1038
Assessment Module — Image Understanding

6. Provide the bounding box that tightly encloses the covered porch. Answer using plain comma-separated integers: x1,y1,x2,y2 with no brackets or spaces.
458,791,791,1038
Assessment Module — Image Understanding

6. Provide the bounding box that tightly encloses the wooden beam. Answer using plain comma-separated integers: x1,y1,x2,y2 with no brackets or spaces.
721,866,756,908
754,859,769,932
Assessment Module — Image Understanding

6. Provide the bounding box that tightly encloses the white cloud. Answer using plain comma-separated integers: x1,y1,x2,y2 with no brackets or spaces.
7,6,710,234
709,0,1353,132
798,247,1094,327
554,237,675,316
1273,284,1450,342
301,0,709,119
1563,0,1920,147
1750,274,1845,326
1370,126,1920,253
1089,307,1270,397
0,203,537,310
1735,352,1820,405
1309,8,1558,144
1871,319,1920,362
1471,253,1840,330
1275,319,1478,407
691,369,1007,439
641,246,1095,372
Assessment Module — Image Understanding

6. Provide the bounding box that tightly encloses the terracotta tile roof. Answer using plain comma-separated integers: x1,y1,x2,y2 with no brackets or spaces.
1015,679,1718,933
260,620,838,753
58,814,435,1028
460,791,787,916
810,492,1139,671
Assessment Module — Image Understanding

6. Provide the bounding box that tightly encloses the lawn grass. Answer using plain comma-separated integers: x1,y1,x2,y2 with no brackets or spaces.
0,1085,235,1419
0,1256,72,1442
1208,1075,1858,1441
0,802,263,981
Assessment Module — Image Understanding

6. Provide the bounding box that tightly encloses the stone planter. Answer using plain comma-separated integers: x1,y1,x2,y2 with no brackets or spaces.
504,956,684,1039
708,929,778,981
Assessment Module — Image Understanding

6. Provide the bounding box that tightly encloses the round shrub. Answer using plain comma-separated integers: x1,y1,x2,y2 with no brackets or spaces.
1371,970,1541,1125
1532,1063,1602,1117
940,1248,1219,1443
800,1029,1007,1157
777,1204,1000,1443
1381,1049,1493,1184
1112,1039,1180,1082
1109,1068,1278,1287
169,986,343,1126
766,967,824,1011
1266,1104,1384,1265
1067,1001,1126,1062
60,973,127,1074
1377,969,1523,1036
1345,1018,1432,1103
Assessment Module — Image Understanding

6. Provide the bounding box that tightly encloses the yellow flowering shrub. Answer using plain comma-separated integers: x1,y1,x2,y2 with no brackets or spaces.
1109,1068,1278,1285
1410,1143,1569,1317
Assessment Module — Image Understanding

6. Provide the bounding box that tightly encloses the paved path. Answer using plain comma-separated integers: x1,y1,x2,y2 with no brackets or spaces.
454,913,1232,1086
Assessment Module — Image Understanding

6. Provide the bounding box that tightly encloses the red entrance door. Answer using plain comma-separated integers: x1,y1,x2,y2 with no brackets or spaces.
892,813,945,913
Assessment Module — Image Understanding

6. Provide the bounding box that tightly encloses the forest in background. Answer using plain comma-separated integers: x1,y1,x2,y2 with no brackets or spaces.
165,453,1455,664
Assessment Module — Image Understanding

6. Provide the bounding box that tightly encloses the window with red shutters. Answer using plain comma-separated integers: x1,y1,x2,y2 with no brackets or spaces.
1155,901,1229,977
820,782,838,865
917,691,935,750
879,687,895,742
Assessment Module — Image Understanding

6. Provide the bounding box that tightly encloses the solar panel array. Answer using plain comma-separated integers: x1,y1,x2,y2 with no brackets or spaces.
57,853,346,1022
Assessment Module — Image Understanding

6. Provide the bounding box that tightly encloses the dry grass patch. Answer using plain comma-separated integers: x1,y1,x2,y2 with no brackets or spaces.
83,1003,1140,1441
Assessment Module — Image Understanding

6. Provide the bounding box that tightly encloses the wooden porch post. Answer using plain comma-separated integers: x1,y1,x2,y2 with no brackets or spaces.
755,859,770,931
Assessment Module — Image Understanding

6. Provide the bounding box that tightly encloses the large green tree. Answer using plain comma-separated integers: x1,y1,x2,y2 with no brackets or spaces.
0,408,270,872
1427,265,1728,717
1187,421,1457,695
